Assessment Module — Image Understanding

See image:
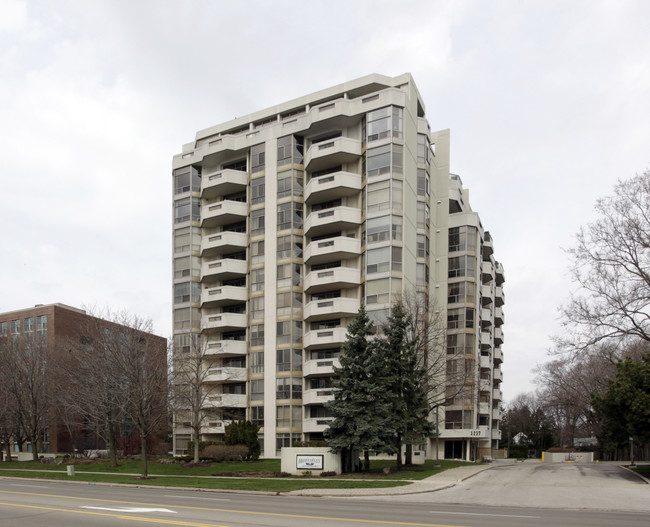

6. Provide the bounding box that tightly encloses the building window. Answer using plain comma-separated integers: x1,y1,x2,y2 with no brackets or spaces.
174,227,200,253
251,144,265,173
251,177,265,204
367,144,391,177
277,235,302,259
0,321,7,335
250,351,264,374
174,282,200,304
250,296,264,320
251,209,265,236
250,324,264,347
251,268,264,292
250,379,264,401
417,134,431,165
416,263,429,287
448,281,476,304
251,240,264,264
174,166,201,194
449,226,477,252
276,405,291,427
174,197,200,224
277,202,302,231
277,169,304,198
366,278,390,305
250,406,264,426
24,317,34,334
417,234,429,258
10,319,20,335
448,256,476,278
416,201,430,230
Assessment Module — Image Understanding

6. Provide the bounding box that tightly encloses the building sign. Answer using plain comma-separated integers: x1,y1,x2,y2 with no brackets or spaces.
296,454,324,470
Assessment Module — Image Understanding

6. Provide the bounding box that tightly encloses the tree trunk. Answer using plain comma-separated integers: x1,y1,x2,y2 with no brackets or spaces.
107,418,118,467
4,443,12,462
140,434,148,478
396,434,403,471
364,450,370,471
193,428,200,463
405,443,413,465
31,437,39,461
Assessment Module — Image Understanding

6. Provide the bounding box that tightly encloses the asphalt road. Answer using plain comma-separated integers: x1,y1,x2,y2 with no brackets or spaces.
1,468,649,527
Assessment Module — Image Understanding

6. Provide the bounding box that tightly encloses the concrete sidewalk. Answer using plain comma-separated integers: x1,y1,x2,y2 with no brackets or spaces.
287,463,494,497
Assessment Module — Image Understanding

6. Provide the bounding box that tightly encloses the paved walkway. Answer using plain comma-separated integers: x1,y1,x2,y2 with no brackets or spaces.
287,463,494,496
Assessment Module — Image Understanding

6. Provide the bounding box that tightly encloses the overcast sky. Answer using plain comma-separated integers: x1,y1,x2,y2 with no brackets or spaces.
1,0,648,403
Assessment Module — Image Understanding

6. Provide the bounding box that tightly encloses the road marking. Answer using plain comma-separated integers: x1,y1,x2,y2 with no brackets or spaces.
0,502,227,526
430,510,541,519
165,495,231,502
82,506,177,513
0,490,463,526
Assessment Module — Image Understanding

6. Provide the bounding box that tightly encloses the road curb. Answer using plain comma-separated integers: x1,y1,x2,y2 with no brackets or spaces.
619,465,650,484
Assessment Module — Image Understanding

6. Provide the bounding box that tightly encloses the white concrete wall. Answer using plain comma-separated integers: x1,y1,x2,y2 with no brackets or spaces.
280,447,342,475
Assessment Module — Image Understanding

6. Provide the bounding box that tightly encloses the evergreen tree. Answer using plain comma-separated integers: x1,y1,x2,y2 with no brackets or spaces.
325,306,395,472
224,420,261,460
380,302,434,469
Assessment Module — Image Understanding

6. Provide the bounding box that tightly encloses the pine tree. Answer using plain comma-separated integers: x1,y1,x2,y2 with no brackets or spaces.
325,306,396,472
380,302,434,469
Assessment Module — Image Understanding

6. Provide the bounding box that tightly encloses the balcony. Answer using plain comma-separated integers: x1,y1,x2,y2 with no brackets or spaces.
201,419,233,435
304,206,362,238
438,428,489,439
304,297,360,321
305,171,362,204
204,367,247,384
201,285,247,307
304,236,361,265
304,267,361,294
303,358,340,377
304,327,347,349
492,408,501,420
493,388,503,401
495,286,505,307
480,331,492,349
493,368,503,383
482,235,494,259
202,312,247,332
303,417,334,433
304,136,362,172
494,327,504,345
203,394,247,409
201,200,248,229
303,388,335,406
495,262,505,286
478,402,491,415
479,355,491,369
201,169,248,200
481,261,494,284
494,307,504,327
481,308,492,327
201,231,247,257
204,339,247,358
493,348,503,364
201,258,247,283
492,428,502,440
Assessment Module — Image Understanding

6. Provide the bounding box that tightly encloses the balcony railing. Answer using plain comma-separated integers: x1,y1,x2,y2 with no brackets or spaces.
305,171,362,204
303,327,347,349
304,236,361,265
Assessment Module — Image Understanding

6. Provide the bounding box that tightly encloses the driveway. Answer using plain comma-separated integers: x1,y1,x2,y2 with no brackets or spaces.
367,461,650,512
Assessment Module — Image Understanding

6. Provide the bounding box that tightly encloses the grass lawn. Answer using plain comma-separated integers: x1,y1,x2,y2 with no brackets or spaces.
629,464,650,477
0,458,475,491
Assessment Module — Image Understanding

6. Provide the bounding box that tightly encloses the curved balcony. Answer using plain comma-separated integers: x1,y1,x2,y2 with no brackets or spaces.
204,367,247,384
203,394,247,409
201,419,233,435
493,388,502,402
494,307,504,327
201,285,247,308
204,339,247,358
494,327,503,345
304,297,360,321
305,171,362,204
478,402,491,415
492,408,501,420
303,327,347,350
303,417,334,433
493,348,503,364
495,286,505,307
201,258,247,283
201,169,248,200
303,358,340,378
304,267,361,294
304,137,362,172
481,261,494,284
492,428,502,440
479,355,491,369
201,231,247,257
493,368,503,384
480,308,492,328
495,262,505,286
304,207,361,238
480,330,492,350
201,200,248,229
202,313,247,332
481,284,493,301
304,236,361,265
303,388,335,406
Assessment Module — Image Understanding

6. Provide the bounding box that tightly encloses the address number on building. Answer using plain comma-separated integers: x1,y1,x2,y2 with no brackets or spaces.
470,430,483,437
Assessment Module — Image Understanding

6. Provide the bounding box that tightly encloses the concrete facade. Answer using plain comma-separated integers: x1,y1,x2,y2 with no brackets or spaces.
171,73,505,460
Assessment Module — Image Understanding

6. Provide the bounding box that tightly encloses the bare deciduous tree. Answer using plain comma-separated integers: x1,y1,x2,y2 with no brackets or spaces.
559,170,650,353
169,333,214,463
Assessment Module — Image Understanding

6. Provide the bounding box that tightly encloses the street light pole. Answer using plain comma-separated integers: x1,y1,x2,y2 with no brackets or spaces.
629,436,635,467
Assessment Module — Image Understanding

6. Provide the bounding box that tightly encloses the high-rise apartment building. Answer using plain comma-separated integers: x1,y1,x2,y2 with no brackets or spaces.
171,73,504,460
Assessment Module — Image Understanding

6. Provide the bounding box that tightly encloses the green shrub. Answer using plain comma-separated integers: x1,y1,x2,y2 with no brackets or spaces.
224,421,261,460
508,444,529,458
201,444,248,461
